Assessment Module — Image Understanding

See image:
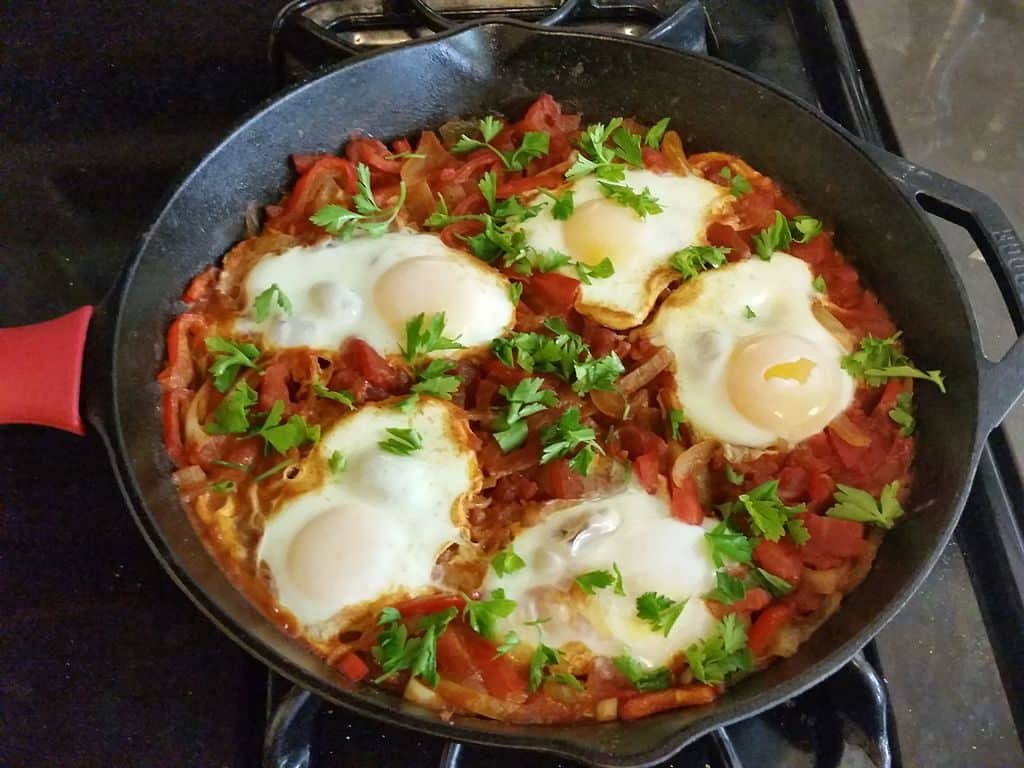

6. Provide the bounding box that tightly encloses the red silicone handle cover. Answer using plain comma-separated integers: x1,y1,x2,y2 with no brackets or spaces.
0,306,94,435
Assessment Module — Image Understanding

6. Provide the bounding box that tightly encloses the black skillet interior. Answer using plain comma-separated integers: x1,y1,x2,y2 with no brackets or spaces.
103,21,987,768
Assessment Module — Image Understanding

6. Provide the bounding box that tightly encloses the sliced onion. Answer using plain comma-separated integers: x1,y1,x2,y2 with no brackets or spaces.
803,566,845,595
812,300,856,351
172,464,206,492
595,697,619,722
619,347,673,395
435,679,518,720
670,440,717,505
661,130,690,176
591,389,628,419
828,413,871,447
404,678,445,711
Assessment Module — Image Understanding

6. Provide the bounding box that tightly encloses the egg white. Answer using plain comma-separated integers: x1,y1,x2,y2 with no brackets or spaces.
256,398,479,636
482,484,720,667
518,169,727,329
644,253,855,447
234,232,515,355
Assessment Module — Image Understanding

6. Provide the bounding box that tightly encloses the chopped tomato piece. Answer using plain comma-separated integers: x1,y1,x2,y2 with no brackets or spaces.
343,338,405,392
338,653,370,682
754,540,803,583
459,626,528,699
806,471,836,513
182,266,218,304
748,603,796,657
436,626,486,691
393,593,466,619
620,685,718,720
734,188,777,230
616,424,666,460
801,514,866,567
776,466,808,503
633,451,660,494
788,234,832,266
670,474,704,524
706,221,751,260
708,586,771,618
522,272,580,317
161,389,191,467
258,361,295,414
538,458,584,499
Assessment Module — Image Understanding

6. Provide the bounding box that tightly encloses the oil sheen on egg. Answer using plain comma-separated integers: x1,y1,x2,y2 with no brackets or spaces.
482,485,720,667
518,169,727,329
256,398,480,637
235,232,515,354
644,253,855,447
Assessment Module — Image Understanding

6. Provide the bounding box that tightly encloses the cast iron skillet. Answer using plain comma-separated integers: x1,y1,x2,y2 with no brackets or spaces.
2,21,1024,768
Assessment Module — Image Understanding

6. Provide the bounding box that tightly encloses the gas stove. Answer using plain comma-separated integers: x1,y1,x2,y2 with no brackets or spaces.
2,2,1022,767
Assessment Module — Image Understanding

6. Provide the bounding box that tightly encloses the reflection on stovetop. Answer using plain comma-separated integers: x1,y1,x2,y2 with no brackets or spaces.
2,1,1022,767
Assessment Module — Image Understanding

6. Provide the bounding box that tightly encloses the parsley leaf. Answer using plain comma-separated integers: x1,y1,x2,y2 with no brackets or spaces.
574,569,616,595
372,606,458,688
597,180,663,218
635,592,686,636
723,480,805,542
508,281,523,304
205,382,258,435
889,392,916,436
253,283,293,322
478,170,497,210
827,481,905,529
574,257,616,285
840,333,946,392
548,189,575,220
310,163,406,239
685,614,753,684
614,651,671,691
528,642,562,692
644,117,671,149
572,352,624,395
705,570,747,605
252,458,294,483
751,567,794,597
724,464,745,486
704,522,755,568
328,450,346,475
312,382,354,408
378,427,423,456
463,588,517,641
492,377,557,453
540,408,602,474
611,126,644,166
491,547,526,577
401,312,464,362
209,480,236,493
719,166,752,197
493,420,528,454
669,245,730,280
254,405,321,455
787,518,810,546
451,117,549,171
206,336,261,393
410,358,462,400
751,210,792,260
385,151,426,160
743,305,757,319
668,409,686,440
790,215,823,243
495,630,520,656
812,274,828,293
612,562,625,595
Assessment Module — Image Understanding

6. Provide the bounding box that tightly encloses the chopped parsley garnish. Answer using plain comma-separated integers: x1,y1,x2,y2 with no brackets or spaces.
400,312,464,362
574,257,616,285
669,245,730,280
635,591,686,636
205,382,258,435
573,352,625,395
812,274,828,293
378,427,423,456
491,547,526,577
253,283,293,322
790,215,823,243
528,642,560,692
540,407,602,476
372,606,458,688
574,568,618,596
889,392,916,436
252,458,294,483
212,459,250,472
566,118,642,181
492,377,558,453
328,450,347,475
209,480,236,494
704,521,755,567
463,588,517,640
310,163,406,239
787,518,810,546
743,304,757,319
410,358,462,399
508,281,524,304
644,117,671,150
705,570,747,605
547,189,575,220
724,464,745,486
614,651,671,691
205,336,261,393
668,409,686,441
253,401,321,454
495,630,520,657
721,479,806,542
827,481,905,529
597,180,663,218
752,210,792,260
752,567,794,597
385,151,426,160
841,333,946,392
312,382,355,408
719,166,752,197
451,116,550,171
685,615,753,684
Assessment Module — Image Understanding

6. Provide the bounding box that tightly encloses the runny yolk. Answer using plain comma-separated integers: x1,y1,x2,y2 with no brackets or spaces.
763,357,817,384
563,198,644,266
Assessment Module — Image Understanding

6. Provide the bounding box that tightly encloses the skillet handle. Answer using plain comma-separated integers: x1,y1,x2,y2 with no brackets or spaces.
863,146,1024,437
0,306,94,435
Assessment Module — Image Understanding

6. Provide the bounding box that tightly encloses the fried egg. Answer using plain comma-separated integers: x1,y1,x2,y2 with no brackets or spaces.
235,232,515,355
482,485,719,667
644,253,855,447
256,398,480,636
519,169,727,329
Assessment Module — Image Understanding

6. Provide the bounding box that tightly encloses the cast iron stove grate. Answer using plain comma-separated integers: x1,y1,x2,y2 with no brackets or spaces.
260,2,1024,766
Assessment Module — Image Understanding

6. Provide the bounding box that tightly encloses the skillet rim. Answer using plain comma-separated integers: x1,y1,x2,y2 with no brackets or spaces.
107,18,987,767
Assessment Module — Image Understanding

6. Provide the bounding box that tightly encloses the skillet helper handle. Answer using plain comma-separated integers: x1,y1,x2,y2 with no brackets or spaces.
864,146,1024,436
0,306,94,435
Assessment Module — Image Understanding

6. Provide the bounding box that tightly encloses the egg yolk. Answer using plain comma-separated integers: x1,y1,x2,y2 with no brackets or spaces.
563,198,645,266
726,333,842,442
374,256,507,341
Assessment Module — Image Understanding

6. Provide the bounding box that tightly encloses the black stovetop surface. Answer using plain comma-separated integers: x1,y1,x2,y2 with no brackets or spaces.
2,2,1022,767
